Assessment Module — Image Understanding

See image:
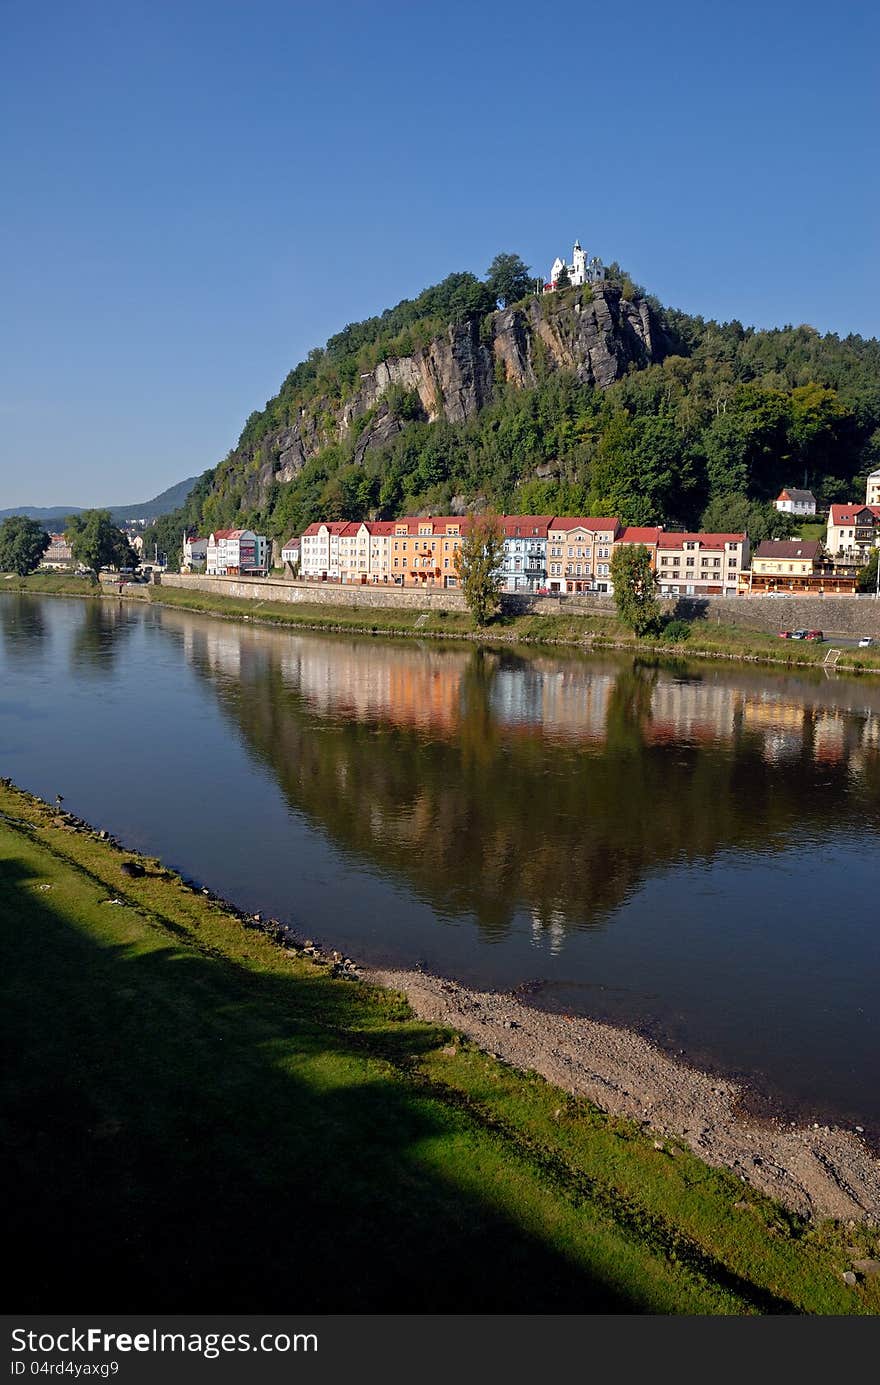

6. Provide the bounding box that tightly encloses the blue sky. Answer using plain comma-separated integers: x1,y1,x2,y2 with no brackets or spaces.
1,0,878,506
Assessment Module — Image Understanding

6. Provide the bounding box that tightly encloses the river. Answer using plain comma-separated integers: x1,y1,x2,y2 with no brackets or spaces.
2,592,879,1132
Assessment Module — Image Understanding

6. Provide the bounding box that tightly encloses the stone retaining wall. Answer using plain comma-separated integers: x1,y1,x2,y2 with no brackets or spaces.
156,574,880,638
158,573,470,612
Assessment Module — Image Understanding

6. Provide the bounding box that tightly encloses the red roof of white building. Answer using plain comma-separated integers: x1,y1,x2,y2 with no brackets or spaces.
828,505,880,524
657,532,746,550
549,517,620,533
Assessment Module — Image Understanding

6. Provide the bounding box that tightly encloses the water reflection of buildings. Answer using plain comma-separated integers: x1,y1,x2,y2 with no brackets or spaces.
172,614,880,776
163,610,880,954
647,681,739,744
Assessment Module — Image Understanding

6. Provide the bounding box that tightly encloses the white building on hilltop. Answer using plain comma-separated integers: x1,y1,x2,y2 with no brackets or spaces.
546,240,605,291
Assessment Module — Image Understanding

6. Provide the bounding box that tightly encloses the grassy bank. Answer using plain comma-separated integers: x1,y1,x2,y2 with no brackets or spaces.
1,780,876,1314
2,571,102,596
141,582,880,674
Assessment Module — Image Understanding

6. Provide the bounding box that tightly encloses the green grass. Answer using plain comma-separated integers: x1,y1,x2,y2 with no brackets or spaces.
795,523,825,541
1,781,876,1315
2,571,100,596
142,584,880,675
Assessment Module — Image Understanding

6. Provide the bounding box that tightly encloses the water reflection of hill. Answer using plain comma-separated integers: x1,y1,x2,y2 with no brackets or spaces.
159,611,880,941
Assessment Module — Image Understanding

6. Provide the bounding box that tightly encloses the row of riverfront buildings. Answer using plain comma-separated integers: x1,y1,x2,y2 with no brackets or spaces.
174,470,880,597
293,515,750,595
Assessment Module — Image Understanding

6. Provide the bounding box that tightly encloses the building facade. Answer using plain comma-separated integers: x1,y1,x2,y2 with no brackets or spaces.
546,518,621,592
206,529,268,576
498,516,552,591
280,537,300,569
826,505,880,563
182,535,207,571
299,521,349,580
40,534,74,569
743,538,857,594
655,533,748,596
867,469,880,507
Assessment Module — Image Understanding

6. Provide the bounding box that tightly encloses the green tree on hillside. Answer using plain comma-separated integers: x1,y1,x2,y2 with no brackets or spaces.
454,514,505,626
700,492,794,544
0,516,50,575
555,264,571,290
486,253,532,307
610,544,661,637
65,511,137,578
857,549,879,593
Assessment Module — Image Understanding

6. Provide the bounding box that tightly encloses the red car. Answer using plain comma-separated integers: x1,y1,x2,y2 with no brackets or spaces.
778,630,793,639
805,630,824,641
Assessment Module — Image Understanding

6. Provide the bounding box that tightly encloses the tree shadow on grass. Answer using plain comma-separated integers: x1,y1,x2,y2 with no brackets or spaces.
1,856,659,1314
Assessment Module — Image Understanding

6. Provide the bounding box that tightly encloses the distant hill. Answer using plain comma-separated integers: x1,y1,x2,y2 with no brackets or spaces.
0,475,200,528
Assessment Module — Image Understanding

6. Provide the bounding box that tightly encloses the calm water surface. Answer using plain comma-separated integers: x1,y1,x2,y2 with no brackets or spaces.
2,594,879,1130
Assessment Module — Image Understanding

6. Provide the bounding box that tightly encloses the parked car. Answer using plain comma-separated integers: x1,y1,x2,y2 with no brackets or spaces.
858,637,873,648
804,630,824,641
778,630,793,639
790,629,808,640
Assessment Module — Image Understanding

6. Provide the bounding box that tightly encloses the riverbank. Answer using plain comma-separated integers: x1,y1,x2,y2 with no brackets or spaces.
6,574,880,672
2,779,878,1314
146,582,880,674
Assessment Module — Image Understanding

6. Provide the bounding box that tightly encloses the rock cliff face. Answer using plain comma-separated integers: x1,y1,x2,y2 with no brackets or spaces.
231,285,667,510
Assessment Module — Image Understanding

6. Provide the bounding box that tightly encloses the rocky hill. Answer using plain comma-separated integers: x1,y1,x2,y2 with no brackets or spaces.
227,283,667,516
145,261,880,562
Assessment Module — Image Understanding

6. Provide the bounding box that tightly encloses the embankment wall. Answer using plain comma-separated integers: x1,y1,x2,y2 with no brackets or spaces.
156,574,880,637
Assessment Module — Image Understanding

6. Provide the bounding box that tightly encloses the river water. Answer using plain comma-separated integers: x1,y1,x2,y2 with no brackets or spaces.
2,593,879,1131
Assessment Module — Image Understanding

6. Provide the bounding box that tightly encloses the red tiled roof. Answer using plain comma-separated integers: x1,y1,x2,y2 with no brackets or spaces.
549,516,620,533
618,527,663,544
210,529,236,540
657,532,746,550
301,521,349,536
500,515,553,538
829,504,880,524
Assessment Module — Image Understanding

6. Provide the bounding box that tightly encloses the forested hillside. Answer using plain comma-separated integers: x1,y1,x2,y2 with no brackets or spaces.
145,257,880,564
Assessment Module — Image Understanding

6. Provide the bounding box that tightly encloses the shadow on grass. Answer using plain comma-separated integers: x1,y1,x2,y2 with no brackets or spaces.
1,855,649,1314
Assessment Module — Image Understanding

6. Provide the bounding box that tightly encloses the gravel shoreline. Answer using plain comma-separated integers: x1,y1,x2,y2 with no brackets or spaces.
365,966,880,1225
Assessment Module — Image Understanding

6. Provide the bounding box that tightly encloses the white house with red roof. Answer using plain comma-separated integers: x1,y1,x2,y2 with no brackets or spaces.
774,487,816,516
826,504,880,562
299,521,350,580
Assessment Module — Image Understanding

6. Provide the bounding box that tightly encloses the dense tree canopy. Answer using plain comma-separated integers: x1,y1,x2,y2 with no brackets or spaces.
0,516,49,575
610,545,661,637
486,253,533,307
65,511,138,576
454,514,505,625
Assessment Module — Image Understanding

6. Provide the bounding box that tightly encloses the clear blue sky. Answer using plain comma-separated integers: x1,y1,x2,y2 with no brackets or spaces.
2,0,878,506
